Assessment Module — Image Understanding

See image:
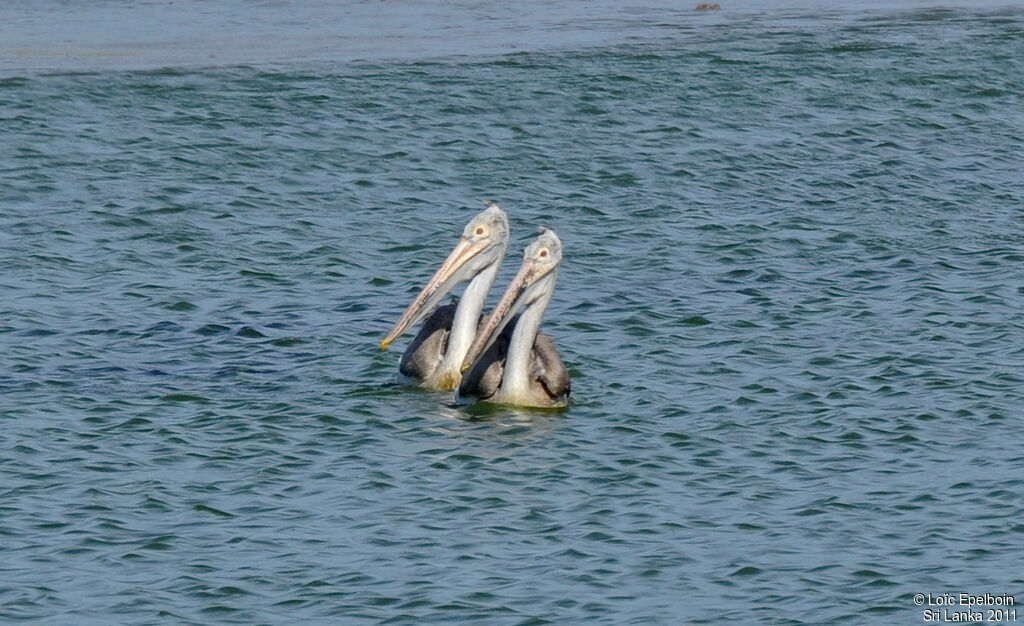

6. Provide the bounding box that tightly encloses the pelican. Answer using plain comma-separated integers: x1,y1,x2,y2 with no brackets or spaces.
457,229,570,408
380,202,510,391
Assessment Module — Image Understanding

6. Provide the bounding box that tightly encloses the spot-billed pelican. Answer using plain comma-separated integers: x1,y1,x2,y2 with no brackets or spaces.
380,202,510,390
456,229,570,408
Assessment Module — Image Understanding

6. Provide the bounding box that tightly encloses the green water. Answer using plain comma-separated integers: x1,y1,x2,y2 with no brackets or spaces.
2,2,1023,623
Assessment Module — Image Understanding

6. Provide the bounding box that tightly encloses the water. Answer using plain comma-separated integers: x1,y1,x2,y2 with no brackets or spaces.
3,1,1023,623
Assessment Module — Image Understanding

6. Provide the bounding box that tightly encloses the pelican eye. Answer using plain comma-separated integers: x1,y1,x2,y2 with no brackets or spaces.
538,248,548,258
474,226,486,236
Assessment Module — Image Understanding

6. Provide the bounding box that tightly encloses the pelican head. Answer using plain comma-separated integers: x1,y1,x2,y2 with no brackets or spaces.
381,202,510,350
460,228,562,372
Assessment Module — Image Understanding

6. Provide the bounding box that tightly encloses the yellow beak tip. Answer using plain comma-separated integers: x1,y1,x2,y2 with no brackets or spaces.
380,340,390,350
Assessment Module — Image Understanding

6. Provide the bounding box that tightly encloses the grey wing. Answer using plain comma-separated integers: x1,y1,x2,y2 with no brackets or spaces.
532,332,570,402
399,302,456,382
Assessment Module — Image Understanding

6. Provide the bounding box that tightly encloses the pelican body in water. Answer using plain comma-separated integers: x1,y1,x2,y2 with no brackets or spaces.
380,202,510,391
457,229,570,408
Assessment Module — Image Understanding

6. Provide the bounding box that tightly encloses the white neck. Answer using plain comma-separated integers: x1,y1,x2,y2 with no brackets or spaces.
440,260,500,376
501,287,552,398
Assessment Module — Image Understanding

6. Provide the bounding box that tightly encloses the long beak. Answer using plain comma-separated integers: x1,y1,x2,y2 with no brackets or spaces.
381,237,483,350
460,258,539,373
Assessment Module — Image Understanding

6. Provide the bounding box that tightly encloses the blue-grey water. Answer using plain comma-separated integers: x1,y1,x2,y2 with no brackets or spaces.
3,1,1023,623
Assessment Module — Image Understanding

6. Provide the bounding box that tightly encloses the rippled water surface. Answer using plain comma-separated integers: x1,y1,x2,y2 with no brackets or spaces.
3,1,1024,623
